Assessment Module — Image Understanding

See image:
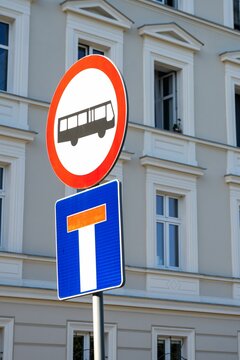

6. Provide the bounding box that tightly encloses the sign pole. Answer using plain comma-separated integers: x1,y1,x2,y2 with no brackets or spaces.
92,292,105,360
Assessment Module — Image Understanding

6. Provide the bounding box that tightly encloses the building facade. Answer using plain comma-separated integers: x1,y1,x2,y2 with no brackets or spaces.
1,0,240,359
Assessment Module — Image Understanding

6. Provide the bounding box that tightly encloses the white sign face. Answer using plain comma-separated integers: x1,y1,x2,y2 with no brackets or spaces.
54,68,118,175
46,55,128,189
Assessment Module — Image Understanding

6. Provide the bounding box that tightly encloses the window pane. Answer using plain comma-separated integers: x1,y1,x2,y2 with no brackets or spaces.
157,222,164,265
0,168,3,190
163,75,173,97
166,0,176,7
163,98,173,130
157,338,165,360
169,224,179,267
73,334,84,360
156,195,164,216
154,70,163,129
235,93,240,146
78,45,88,59
171,340,182,360
234,0,240,30
93,48,104,55
0,22,9,46
169,198,178,218
0,48,8,91
90,335,94,360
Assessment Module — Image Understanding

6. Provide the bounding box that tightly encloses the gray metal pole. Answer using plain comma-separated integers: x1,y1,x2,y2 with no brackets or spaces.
92,292,105,360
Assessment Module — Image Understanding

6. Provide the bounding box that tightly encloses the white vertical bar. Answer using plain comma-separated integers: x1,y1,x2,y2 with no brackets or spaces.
78,225,97,292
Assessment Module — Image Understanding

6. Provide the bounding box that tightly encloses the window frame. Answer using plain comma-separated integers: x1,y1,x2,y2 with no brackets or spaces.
0,318,14,360
139,24,202,136
152,326,195,360
156,193,181,269
0,21,10,92
67,321,117,360
0,0,30,95
142,158,199,273
0,166,5,248
154,69,178,131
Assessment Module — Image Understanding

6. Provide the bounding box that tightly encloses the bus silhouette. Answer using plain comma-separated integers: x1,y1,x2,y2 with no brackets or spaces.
58,100,115,146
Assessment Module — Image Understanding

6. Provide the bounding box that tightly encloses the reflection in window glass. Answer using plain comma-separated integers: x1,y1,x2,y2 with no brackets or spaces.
0,22,9,91
157,222,164,266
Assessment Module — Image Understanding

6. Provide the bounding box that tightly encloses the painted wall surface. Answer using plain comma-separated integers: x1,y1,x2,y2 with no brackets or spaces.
1,0,240,359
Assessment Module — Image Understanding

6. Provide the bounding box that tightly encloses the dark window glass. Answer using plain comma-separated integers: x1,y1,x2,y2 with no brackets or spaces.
169,224,179,267
236,93,240,146
234,0,240,30
0,22,9,46
157,339,165,360
155,70,176,131
157,222,164,266
169,198,178,218
92,49,104,56
0,49,8,91
73,334,84,360
156,195,164,216
171,340,182,360
78,45,88,60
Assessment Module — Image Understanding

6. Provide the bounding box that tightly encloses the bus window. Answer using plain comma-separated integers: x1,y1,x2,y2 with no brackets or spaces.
68,115,77,129
60,118,67,132
106,103,114,121
95,106,106,121
78,111,87,126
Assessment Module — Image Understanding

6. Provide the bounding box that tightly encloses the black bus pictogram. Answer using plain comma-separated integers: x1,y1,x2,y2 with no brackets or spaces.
58,100,115,146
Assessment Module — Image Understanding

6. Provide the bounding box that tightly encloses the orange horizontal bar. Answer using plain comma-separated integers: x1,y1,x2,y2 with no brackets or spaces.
67,204,106,232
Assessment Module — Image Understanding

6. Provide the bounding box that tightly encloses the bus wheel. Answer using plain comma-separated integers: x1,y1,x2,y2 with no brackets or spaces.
98,130,106,138
71,138,78,146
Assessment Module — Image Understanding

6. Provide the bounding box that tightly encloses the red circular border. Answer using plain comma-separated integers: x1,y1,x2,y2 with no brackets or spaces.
46,55,127,189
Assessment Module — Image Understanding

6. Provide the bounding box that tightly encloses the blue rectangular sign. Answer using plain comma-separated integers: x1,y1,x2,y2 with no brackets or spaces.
55,180,124,300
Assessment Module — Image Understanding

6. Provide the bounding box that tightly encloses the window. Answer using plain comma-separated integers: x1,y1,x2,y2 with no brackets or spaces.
139,23,202,136
156,194,180,268
154,68,181,132
234,0,240,30
63,0,132,72
155,0,177,7
0,0,30,96
0,167,5,247
0,22,9,91
152,327,195,360
235,87,240,146
73,331,94,360
67,322,117,360
157,337,183,360
78,43,104,60
0,318,14,360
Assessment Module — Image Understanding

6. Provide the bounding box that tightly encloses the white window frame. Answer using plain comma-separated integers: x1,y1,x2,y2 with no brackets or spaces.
224,0,234,28
0,21,9,92
139,24,202,136
155,70,178,131
62,1,132,72
142,158,199,273
152,326,195,360
67,321,117,360
0,0,31,96
0,318,14,360
220,52,240,147
0,167,5,248
226,183,240,277
156,193,181,269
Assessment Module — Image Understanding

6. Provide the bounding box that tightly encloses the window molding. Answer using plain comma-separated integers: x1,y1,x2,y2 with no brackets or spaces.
62,0,132,71
67,321,117,360
139,23,202,136
0,317,14,360
152,326,195,360
220,51,240,147
0,0,31,96
0,126,35,252
141,156,203,273
224,176,240,278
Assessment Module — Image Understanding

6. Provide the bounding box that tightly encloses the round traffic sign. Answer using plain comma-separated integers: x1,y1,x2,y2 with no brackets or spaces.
46,55,128,189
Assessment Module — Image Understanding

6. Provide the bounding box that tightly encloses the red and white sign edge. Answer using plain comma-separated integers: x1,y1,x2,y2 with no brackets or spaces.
46,55,128,189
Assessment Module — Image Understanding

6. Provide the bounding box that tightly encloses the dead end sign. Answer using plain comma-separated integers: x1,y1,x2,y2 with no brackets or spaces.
46,55,128,189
